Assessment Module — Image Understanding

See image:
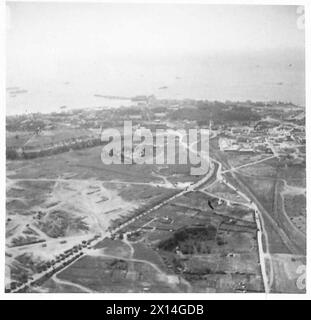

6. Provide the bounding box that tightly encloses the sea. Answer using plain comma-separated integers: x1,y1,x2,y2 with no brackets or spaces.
6,51,305,116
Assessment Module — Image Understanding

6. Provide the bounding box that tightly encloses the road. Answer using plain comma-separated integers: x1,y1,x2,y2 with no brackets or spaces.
52,274,96,293
222,155,276,174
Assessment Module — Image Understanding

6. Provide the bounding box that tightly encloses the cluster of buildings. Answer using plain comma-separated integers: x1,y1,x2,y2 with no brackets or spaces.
218,125,273,154
218,117,305,161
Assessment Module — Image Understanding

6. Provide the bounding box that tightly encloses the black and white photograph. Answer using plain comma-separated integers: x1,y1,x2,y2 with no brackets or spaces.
2,0,309,297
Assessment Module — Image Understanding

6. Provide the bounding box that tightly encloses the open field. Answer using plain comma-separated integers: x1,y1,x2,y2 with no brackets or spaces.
54,255,183,293
236,159,306,188
281,180,306,234
6,179,138,241
23,128,95,147
225,152,272,169
234,158,279,178
283,194,306,234
7,131,34,148
7,146,162,182
205,181,249,205
233,174,276,214
7,144,199,185
132,243,168,272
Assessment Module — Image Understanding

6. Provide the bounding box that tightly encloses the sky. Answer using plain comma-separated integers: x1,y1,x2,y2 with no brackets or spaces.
7,3,304,69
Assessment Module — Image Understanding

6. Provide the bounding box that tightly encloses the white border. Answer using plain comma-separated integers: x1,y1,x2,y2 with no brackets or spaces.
0,0,310,300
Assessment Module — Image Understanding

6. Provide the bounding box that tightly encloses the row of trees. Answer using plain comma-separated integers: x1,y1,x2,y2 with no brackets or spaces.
6,136,103,160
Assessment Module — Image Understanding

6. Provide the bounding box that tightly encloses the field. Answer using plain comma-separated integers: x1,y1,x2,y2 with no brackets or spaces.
7,131,34,148
23,128,95,147
38,188,263,293
224,152,272,169
283,194,306,234
233,174,276,213
205,181,249,205
7,146,161,182
50,254,184,293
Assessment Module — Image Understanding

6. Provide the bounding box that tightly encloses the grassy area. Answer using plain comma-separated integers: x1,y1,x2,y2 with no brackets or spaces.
234,173,275,214
225,152,270,169
206,181,249,204
158,226,217,254
132,242,167,271
7,131,33,148
284,194,306,219
94,238,131,258
6,145,161,182
56,255,179,293
23,128,95,147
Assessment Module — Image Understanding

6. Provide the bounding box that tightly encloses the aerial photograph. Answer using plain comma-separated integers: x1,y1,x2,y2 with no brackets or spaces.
5,2,306,294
